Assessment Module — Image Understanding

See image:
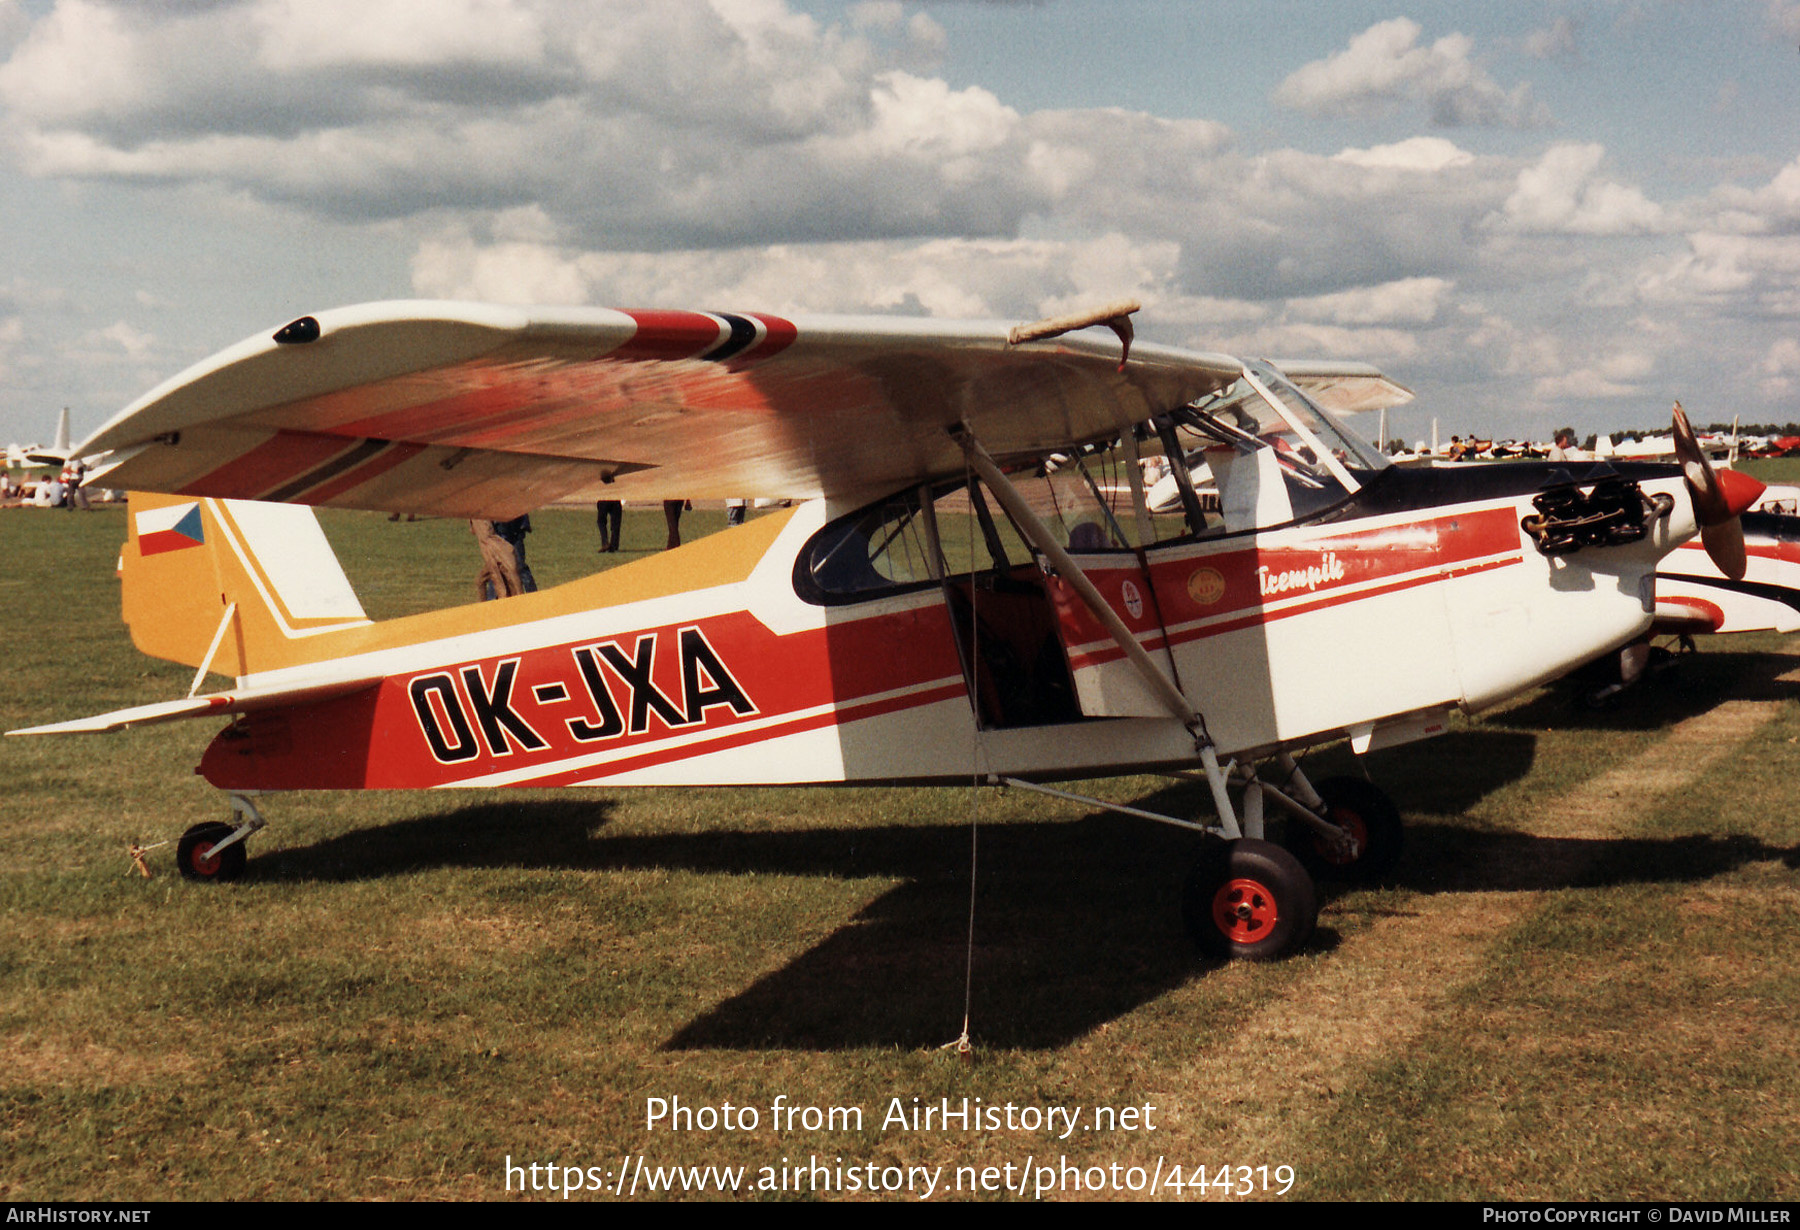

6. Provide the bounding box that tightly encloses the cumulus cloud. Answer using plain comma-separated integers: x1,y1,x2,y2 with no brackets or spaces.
0,317,19,382
1533,349,1655,400
0,2,1503,306
0,1,30,54
1286,277,1455,326
1164,145,1512,302
848,0,945,69
1202,319,1425,365
1494,143,1664,235
1761,336,1800,397
1332,136,1474,172
0,1,1065,249
1698,155,1800,235
1273,18,1551,128
93,320,155,359
1641,232,1800,314
411,228,1187,323
5,0,1797,436
1764,336,1800,374
1522,15,1578,61
252,0,548,73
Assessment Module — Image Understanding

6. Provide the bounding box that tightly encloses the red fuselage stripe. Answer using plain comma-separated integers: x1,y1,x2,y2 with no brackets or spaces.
1065,554,1520,670
505,680,970,787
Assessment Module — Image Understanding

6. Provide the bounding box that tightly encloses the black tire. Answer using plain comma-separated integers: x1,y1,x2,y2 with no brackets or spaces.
177,822,246,882
1181,838,1316,961
1287,776,1403,884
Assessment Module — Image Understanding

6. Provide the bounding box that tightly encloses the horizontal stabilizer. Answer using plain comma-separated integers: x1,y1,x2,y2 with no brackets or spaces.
6,676,380,736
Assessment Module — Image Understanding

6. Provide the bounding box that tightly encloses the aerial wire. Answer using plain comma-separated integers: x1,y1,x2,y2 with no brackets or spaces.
942,460,983,1061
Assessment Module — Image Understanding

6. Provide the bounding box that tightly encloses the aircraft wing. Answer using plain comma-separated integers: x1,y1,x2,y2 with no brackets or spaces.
1268,360,1414,415
82,301,1243,519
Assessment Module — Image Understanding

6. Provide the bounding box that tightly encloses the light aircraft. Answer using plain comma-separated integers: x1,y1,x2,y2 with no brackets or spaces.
1568,411,1779,706
1654,482,1800,638
13,406,75,467
6,300,1765,961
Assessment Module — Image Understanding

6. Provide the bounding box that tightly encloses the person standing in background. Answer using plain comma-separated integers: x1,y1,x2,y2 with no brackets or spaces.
596,499,622,552
471,520,523,601
494,515,536,592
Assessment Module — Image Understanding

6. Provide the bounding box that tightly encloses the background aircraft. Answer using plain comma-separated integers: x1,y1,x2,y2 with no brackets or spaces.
1655,484,1800,638
14,407,73,467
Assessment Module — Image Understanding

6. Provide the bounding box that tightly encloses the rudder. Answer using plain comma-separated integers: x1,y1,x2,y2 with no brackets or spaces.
121,493,369,679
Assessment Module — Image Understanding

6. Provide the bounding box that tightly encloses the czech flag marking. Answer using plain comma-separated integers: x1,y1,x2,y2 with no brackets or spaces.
136,503,205,556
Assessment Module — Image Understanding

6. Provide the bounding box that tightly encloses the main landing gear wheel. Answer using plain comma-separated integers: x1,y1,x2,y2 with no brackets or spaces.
1182,838,1316,961
1287,776,1403,884
177,821,246,883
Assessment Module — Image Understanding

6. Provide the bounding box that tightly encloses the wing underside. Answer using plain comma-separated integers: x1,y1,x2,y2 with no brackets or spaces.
85,302,1249,519
1268,359,1415,415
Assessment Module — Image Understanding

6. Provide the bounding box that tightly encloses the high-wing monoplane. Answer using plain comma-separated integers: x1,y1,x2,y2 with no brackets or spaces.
7,301,1765,960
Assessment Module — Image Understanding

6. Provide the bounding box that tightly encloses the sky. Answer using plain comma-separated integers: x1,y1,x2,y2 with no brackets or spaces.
3,0,1800,453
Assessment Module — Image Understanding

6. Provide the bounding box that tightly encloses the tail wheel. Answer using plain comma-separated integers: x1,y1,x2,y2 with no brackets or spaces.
1182,839,1316,961
1289,776,1403,884
177,822,246,883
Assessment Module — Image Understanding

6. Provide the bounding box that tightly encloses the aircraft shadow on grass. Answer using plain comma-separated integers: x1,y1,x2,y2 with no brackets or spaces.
242,692,1800,1050
1485,647,1800,733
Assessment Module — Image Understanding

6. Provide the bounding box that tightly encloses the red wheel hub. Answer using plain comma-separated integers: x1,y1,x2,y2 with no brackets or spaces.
188,841,221,877
1211,877,1277,943
1318,808,1368,866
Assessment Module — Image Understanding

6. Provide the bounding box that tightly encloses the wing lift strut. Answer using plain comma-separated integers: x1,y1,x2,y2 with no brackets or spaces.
953,424,1385,958
949,426,1347,851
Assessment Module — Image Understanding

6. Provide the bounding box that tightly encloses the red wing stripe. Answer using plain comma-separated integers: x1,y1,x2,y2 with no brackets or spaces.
300,442,427,504
264,437,393,501
615,311,729,361
181,430,361,499
741,314,798,363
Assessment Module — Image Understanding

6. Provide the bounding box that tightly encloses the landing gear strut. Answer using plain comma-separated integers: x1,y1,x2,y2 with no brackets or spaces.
1171,752,1402,956
999,749,1404,962
175,794,265,882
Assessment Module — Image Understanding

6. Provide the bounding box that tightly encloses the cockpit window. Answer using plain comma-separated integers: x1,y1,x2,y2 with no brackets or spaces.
798,362,1392,601
798,480,1021,604
803,493,940,597
1171,360,1387,530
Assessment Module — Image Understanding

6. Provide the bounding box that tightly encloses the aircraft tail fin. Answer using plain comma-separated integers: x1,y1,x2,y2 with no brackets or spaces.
120,493,370,680
53,407,70,453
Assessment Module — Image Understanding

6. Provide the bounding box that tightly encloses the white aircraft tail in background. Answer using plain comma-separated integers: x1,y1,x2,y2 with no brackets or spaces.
14,407,76,467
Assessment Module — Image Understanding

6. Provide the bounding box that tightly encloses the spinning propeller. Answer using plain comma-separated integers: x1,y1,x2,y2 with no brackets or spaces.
1672,401,1764,580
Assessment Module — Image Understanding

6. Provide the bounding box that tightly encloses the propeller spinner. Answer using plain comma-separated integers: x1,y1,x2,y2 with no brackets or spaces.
1672,401,1764,580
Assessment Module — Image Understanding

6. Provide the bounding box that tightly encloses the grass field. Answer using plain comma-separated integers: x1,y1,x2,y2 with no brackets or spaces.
3,496,1798,1202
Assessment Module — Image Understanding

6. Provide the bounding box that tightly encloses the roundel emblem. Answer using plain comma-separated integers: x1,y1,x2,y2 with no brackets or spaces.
1121,579,1144,619
1187,567,1226,606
